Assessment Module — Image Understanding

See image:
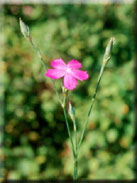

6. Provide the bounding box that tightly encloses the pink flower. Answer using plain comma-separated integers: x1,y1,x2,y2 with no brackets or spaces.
45,58,89,90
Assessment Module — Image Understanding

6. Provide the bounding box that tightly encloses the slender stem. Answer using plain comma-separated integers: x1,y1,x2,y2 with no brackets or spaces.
73,118,77,153
77,66,105,153
75,37,114,168
72,116,78,180
28,36,63,105
73,154,78,180
28,36,76,177
63,95,76,159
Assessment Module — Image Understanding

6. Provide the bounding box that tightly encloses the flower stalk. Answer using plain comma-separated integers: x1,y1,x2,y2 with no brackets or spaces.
62,91,75,159
19,18,76,178
69,102,78,180
19,18,62,106
77,37,114,153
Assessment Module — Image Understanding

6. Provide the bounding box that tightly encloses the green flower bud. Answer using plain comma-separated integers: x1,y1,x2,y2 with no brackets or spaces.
62,85,68,94
68,102,75,122
103,37,115,66
19,18,30,39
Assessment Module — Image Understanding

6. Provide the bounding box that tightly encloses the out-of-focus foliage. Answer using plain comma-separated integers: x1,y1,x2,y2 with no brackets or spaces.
2,4,135,179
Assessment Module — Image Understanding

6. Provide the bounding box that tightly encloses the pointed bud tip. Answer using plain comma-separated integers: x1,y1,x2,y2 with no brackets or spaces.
103,37,115,66
110,37,115,45
19,18,30,39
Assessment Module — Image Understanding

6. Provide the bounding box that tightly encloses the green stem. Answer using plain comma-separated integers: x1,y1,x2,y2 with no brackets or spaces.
73,118,77,154
76,37,114,158
72,116,78,180
63,95,76,159
73,154,78,180
77,65,105,153
30,36,77,179
68,101,78,180
28,36,62,105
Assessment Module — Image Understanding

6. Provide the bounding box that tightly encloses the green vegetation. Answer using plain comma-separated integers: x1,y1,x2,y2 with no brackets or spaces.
2,4,135,179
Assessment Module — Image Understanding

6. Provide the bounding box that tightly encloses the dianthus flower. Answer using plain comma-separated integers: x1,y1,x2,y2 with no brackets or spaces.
45,59,89,90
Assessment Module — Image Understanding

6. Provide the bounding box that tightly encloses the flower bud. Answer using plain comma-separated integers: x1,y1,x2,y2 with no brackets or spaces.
19,18,30,39
62,86,68,94
103,37,115,66
68,102,75,122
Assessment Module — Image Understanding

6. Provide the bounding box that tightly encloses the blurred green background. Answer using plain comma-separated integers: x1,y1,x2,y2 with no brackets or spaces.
1,4,135,179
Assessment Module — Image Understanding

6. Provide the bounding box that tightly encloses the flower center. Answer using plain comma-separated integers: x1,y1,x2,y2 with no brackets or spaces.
66,67,71,73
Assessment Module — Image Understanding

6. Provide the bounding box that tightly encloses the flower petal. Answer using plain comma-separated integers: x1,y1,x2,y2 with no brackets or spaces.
45,69,65,79
51,58,66,69
71,70,89,81
68,60,82,69
64,74,77,90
